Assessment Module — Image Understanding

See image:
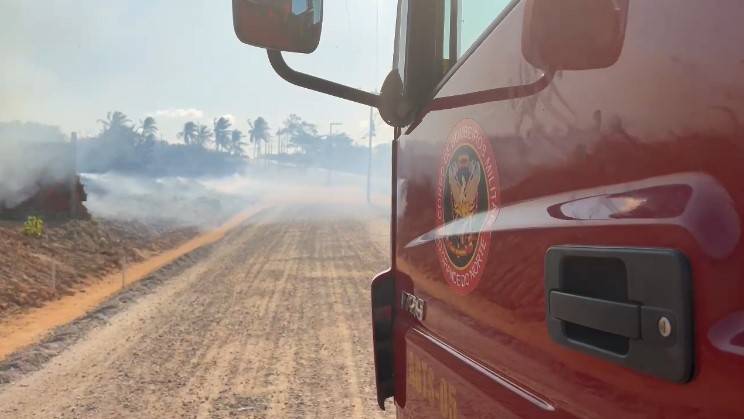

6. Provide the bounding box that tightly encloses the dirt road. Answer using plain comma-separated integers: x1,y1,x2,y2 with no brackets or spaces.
0,204,394,418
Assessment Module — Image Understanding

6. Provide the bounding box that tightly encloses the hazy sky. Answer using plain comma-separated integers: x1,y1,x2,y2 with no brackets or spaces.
0,0,397,144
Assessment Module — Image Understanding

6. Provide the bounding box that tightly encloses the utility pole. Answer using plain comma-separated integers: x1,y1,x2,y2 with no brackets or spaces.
367,107,375,204
327,122,342,186
70,132,79,219
329,122,343,137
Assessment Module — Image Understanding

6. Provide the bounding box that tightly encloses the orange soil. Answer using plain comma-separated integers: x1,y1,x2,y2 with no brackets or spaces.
0,207,264,361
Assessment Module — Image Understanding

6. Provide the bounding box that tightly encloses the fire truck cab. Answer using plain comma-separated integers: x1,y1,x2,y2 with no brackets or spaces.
233,1,744,417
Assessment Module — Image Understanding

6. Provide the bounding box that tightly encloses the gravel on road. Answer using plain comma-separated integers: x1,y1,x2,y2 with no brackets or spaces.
0,204,394,419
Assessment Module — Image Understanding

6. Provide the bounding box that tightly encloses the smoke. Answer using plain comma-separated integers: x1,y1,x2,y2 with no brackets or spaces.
82,173,253,229
82,164,391,230
0,139,72,209
0,119,391,228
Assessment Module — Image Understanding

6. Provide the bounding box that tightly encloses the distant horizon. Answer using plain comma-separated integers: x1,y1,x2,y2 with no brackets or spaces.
0,1,397,147
0,112,387,147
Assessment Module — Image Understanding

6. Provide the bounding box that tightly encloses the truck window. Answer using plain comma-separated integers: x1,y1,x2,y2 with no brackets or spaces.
397,0,515,112
441,0,514,75
457,0,514,58
395,0,410,82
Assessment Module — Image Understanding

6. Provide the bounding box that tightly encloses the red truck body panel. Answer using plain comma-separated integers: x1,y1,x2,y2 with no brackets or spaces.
392,1,744,418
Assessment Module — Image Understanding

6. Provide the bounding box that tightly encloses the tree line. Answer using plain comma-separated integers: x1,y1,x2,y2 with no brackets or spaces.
74,111,390,178
174,112,391,175
78,111,247,177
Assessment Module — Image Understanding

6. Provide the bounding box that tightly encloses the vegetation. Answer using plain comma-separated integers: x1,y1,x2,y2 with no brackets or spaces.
177,121,198,146
213,117,232,153
229,129,247,156
79,112,246,177
69,110,390,178
248,117,271,158
270,114,391,176
22,216,44,237
195,125,213,148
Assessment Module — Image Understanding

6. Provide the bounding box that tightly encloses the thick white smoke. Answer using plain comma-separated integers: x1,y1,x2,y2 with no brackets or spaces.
0,141,73,209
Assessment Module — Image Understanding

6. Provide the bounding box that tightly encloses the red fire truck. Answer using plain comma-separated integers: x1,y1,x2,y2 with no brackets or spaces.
233,1,744,417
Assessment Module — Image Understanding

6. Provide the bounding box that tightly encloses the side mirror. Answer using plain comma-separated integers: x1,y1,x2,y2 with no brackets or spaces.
522,0,628,70
232,0,323,54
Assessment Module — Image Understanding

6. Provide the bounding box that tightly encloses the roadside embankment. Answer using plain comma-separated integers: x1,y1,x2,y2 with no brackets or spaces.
0,207,263,360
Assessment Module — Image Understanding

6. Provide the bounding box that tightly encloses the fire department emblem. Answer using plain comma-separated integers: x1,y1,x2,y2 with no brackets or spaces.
435,119,500,295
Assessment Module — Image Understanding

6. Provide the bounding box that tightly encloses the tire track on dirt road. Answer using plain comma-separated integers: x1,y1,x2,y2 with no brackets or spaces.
0,204,394,418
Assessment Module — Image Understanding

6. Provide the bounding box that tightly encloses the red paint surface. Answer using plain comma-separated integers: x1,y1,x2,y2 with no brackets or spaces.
392,1,744,418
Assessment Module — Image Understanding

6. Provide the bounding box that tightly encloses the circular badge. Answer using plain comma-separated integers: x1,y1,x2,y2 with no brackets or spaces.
435,119,500,295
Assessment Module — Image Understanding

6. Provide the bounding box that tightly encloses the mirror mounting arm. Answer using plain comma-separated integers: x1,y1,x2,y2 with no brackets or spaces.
428,70,555,111
267,50,380,108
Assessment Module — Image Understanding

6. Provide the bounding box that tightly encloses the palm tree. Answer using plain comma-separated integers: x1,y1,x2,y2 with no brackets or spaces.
281,114,319,155
229,129,246,156
213,117,232,152
98,111,131,133
247,117,271,159
195,124,213,148
177,121,198,145
275,128,283,154
138,116,158,146
139,116,158,137
97,111,139,150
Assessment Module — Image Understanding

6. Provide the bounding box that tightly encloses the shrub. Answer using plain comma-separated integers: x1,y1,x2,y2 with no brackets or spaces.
23,216,44,237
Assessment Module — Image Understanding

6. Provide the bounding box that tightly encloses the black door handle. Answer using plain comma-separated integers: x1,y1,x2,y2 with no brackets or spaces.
545,246,692,383
549,291,640,339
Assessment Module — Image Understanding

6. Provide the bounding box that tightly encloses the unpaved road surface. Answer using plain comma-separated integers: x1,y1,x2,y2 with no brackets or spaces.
0,204,394,418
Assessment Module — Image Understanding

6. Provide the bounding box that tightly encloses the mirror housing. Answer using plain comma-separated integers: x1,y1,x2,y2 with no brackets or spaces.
233,0,323,54
522,0,628,70
379,70,415,128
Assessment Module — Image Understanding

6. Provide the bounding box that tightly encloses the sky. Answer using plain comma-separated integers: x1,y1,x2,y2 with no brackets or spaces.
0,0,397,145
